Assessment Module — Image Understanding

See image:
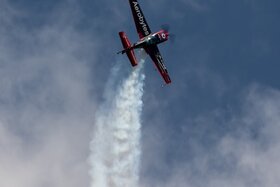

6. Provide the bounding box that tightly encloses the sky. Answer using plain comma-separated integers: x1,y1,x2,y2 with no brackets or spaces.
0,0,280,187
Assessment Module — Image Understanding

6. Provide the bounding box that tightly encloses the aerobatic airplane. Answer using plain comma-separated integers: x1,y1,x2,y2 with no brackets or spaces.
117,0,171,84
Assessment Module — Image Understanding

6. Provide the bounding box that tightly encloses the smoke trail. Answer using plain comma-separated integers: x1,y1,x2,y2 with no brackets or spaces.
89,59,145,187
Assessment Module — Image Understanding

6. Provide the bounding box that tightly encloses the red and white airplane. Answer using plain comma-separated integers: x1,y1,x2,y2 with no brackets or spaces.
117,0,171,84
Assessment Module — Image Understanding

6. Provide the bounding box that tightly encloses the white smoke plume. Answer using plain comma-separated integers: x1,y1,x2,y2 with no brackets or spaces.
89,59,145,187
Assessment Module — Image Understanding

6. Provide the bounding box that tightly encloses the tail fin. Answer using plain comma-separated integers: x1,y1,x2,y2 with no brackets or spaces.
118,32,138,66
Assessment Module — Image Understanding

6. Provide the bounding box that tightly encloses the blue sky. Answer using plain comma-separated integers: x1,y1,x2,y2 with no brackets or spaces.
0,0,280,187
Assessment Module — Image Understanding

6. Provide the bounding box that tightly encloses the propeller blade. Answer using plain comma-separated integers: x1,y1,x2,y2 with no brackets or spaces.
169,33,176,43
161,24,170,32
161,24,175,43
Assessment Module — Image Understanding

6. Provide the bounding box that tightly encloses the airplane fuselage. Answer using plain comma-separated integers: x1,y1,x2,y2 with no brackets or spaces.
119,30,169,54
133,30,169,49
133,30,168,48
118,0,172,84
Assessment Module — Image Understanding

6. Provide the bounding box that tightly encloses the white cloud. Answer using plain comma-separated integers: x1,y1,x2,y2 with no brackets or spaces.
141,85,280,187
0,1,99,187
1,1,279,187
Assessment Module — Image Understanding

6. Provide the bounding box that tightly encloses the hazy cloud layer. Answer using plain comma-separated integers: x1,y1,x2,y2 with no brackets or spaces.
141,85,280,187
0,1,96,187
1,1,280,187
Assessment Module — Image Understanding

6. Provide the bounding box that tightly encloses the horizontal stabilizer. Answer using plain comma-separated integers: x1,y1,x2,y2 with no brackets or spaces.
118,32,138,66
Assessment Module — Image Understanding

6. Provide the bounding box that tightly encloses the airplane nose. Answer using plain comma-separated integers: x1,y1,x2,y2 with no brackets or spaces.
165,32,169,38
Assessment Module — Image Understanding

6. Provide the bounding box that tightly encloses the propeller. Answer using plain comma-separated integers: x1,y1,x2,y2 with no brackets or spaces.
161,24,175,43
161,24,170,32
169,33,176,43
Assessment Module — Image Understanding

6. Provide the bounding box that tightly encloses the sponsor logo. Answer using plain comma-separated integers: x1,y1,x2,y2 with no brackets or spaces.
156,54,167,70
133,1,149,35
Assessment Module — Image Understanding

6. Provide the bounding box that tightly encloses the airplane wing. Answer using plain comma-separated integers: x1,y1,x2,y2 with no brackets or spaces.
145,46,171,84
129,0,152,39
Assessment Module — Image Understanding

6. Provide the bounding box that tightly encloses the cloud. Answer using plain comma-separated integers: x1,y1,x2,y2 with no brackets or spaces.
1,1,279,187
0,1,99,187
141,85,280,187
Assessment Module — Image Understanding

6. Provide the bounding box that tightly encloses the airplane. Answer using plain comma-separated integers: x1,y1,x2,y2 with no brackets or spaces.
117,0,171,84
